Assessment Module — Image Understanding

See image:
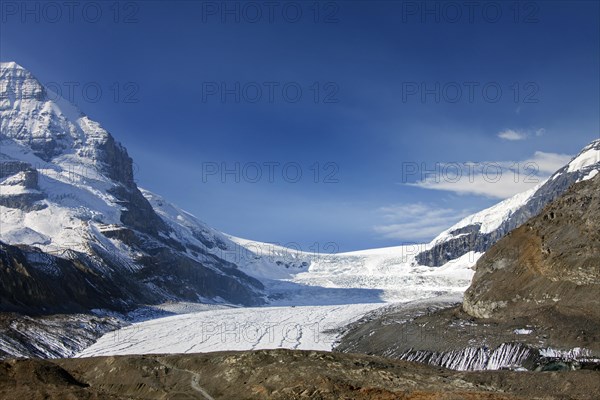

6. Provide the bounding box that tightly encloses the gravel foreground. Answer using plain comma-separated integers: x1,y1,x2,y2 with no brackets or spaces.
1,349,599,399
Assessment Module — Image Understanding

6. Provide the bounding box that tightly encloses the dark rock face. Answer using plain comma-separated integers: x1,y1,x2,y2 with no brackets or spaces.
0,192,45,211
96,135,136,188
416,226,499,267
109,185,169,236
0,242,136,314
0,160,45,210
417,140,600,267
0,234,265,316
0,160,34,181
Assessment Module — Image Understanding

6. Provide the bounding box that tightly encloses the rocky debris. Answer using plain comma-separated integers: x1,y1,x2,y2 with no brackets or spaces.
336,300,600,372
1,349,599,399
0,358,122,400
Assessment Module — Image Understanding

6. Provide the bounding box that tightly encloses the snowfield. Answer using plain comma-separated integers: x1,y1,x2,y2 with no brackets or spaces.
221,237,479,305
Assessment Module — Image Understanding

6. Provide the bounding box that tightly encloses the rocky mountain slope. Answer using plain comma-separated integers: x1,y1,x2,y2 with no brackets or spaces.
417,139,600,267
0,313,124,360
337,174,600,371
2,349,599,399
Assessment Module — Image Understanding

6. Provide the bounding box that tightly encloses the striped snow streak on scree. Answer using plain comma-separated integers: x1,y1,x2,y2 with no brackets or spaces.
400,343,534,371
398,343,600,371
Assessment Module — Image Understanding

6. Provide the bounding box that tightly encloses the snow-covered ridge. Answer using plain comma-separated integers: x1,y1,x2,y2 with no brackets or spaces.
429,138,600,247
430,181,544,245
566,139,600,173
418,138,600,267
146,190,477,303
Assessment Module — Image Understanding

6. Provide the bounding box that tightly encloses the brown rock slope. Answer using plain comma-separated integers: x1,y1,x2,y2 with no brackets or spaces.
463,173,600,337
336,174,600,370
2,349,600,399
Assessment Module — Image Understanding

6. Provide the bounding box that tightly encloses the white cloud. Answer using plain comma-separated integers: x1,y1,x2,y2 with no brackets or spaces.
410,173,528,198
407,151,573,199
498,129,527,141
527,151,571,174
373,203,471,241
498,128,546,141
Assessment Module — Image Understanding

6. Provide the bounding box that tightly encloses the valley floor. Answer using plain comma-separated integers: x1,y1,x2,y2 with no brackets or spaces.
3,349,600,400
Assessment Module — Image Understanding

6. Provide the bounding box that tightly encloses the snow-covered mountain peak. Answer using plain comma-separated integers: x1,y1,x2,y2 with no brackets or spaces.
0,62,135,188
0,61,27,71
1,62,269,309
1,61,42,96
0,61,36,85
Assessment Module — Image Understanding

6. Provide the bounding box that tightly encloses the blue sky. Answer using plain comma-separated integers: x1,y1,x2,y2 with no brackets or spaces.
1,1,599,252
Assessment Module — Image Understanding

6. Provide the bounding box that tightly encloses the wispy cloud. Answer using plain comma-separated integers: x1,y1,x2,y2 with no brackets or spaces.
498,128,545,141
373,203,471,241
498,129,527,141
408,151,573,199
